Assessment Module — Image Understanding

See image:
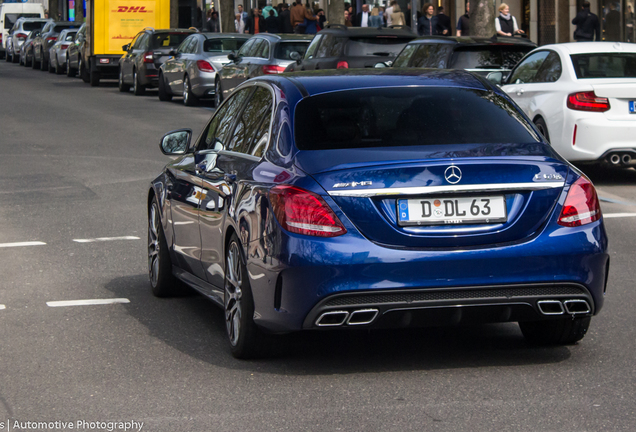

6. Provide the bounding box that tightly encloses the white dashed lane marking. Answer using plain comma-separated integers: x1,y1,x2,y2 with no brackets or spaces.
46,298,131,307
604,213,636,219
0,241,46,248
73,236,140,243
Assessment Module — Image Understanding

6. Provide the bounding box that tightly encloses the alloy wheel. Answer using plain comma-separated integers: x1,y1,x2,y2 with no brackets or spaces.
183,78,189,105
148,203,161,287
133,70,138,93
224,242,243,347
215,81,222,107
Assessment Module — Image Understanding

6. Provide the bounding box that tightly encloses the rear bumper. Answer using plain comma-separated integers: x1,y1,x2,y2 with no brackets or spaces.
191,71,217,97
91,56,120,78
247,219,609,333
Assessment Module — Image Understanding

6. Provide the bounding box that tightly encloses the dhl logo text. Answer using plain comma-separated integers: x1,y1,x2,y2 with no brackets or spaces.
112,6,152,12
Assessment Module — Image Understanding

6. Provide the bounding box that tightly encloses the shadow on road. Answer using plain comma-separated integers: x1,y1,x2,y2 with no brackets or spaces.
106,274,572,374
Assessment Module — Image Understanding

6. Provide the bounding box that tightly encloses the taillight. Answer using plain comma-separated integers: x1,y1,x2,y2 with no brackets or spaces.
269,185,347,237
558,176,601,227
15,33,27,41
567,91,610,112
262,64,286,74
196,60,215,72
46,36,57,43
61,44,70,50
143,52,154,63
336,61,349,69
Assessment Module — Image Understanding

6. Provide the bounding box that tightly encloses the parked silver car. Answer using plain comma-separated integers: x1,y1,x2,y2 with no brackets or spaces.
48,28,77,74
157,32,250,106
6,17,51,63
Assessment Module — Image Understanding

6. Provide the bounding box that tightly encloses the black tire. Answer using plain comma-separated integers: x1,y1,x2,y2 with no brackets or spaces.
80,58,89,83
12,51,19,63
519,316,591,345
148,197,182,297
118,67,130,92
40,53,48,71
48,56,55,73
214,79,223,108
31,51,38,69
5,50,10,62
89,69,100,87
66,56,76,77
158,73,172,101
133,69,146,96
54,56,62,74
183,75,197,106
224,234,272,359
534,117,550,143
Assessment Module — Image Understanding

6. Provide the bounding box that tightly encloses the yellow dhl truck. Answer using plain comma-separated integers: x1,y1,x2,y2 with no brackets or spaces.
79,0,169,86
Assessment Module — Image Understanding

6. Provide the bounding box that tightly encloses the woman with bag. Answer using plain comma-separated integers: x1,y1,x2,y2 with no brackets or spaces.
390,4,405,26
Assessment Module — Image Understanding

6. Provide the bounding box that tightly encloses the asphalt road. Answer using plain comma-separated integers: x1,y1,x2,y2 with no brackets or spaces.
1,61,636,432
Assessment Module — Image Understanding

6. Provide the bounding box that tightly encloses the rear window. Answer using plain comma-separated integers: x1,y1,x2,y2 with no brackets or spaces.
203,38,247,52
345,37,412,57
295,87,539,150
4,14,40,29
275,41,310,60
54,24,76,33
571,53,636,79
151,32,191,49
450,46,531,70
22,21,48,31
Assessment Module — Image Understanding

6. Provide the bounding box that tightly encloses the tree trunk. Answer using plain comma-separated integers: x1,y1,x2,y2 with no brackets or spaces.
170,0,178,28
468,0,495,37
220,0,234,32
75,0,84,22
327,0,344,25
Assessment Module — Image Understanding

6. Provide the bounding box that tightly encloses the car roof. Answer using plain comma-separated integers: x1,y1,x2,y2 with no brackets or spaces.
540,41,636,55
409,35,537,47
274,69,489,97
199,32,251,39
16,18,51,22
252,33,314,41
142,28,195,34
318,25,416,38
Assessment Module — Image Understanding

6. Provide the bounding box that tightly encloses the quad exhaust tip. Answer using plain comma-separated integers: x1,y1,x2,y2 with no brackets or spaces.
537,300,565,315
622,154,632,165
563,299,591,314
537,299,591,316
610,154,621,164
316,308,380,327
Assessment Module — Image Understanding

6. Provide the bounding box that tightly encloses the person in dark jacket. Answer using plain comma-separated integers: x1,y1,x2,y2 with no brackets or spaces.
266,9,280,33
245,9,266,34
572,1,600,41
418,3,439,36
278,4,293,33
437,6,451,35
456,2,470,36
604,2,621,41
206,11,221,32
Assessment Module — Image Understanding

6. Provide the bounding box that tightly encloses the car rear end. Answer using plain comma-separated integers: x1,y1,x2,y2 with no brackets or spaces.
264,38,313,74
325,33,415,69
560,47,636,166
248,75,608,338
142,30,192,87
191,36,248,98
2,10,42,56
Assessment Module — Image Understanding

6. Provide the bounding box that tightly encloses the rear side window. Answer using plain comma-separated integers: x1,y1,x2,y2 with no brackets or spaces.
344,37,412,57
534,51,562,82
5,14,40,29
201,88,253,151
276,42,309,60
450,46,532,70
151,32,191,49
228,87,273,155
409,44,453,68
237,38,256,57
508,51,550,84
204,38,246,52
294,87,539,150
571,53,636,79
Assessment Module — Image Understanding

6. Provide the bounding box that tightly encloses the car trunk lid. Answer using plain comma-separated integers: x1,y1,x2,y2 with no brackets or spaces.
590,81,636,121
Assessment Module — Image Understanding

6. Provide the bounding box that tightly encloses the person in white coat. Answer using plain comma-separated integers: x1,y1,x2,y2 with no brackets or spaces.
235,14,246,33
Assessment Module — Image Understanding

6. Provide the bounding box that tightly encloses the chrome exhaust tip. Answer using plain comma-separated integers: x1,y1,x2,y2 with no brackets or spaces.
610,154,621,165
537,300,564,315
564,299,591,314
346,309,379,326
622,154,632,165
316,311,349,327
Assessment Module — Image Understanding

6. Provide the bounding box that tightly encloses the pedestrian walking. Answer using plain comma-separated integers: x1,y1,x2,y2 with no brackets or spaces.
495,3,525,36
235,14,246,33
206,11,220,32
354,4,371,27
266,9,280,33
303,4,319,34
291,2,317,33
605,2,621,41
385,1,397,26
456,2,470,36
572,1,600,41
245,9,266,34
390,4,406,27
344,10,353,27
437,6,451,35
237,4,248,22
418,3,439,36
370,6,383,28
278,4,293,33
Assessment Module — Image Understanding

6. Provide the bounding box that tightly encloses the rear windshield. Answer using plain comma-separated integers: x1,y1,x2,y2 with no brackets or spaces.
294,87,539,150
344,37,412,57
203,38,247,53
54,24,77,33
450,46,531,70
4,14,40,29
571,53,636,79
151,32,191,49
23,21,47,31
275,41,310,60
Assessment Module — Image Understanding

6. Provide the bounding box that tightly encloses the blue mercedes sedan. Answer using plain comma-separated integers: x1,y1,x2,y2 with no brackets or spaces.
148,69,609,358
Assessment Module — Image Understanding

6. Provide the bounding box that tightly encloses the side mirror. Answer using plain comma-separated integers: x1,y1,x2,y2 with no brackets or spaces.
160,129,192,155
122,44,130,51
486,71,504,86
289,51,301,64
227,52,237,62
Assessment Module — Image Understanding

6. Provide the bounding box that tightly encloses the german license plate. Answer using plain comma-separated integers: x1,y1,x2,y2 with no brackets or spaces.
630,101,636,114
397,196,507,226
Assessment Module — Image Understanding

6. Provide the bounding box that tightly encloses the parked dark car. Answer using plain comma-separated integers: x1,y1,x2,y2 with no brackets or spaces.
118,28,194,95
19,28,39,67
149,69,608,358
158,32,250,106
32,21,77,71
284,25,416,72
48,28,77,74
385,36,536,77
215,33,313,105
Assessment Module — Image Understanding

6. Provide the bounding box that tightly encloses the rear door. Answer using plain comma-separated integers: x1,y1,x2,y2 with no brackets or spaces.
165,35,194,93
221,38,256,94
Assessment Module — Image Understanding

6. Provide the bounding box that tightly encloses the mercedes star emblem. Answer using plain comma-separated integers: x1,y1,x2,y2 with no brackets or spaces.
444,166,462,184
